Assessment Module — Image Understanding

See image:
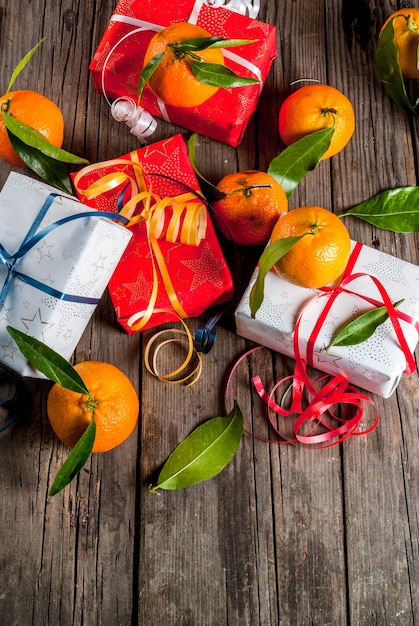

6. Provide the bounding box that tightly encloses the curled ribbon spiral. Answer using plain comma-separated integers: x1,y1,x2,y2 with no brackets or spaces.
204,0,260,18
111,97,157,143
227,243,418,447
73,155,209,384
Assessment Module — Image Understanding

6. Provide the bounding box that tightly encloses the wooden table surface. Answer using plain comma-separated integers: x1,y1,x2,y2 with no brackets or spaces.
1,1,418,625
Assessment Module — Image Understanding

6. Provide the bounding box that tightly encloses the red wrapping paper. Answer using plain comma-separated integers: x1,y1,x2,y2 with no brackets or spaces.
89,0,277,147
72,134,234,333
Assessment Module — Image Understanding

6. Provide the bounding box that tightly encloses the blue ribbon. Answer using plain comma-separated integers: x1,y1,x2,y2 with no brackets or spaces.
0,192,129,308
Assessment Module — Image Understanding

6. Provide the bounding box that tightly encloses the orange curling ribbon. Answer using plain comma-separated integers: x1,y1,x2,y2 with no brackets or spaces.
143,311,202,386
73,155,208,383
73,153,207,331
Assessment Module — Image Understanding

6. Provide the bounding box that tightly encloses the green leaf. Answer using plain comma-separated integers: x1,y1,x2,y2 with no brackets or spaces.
174,36,258,52
1,109,88,164
339,186,419,232
267,127,334,199
49,418,96,496
327,299,404,351
6,327,89,394
8,132,73,193
249,235,308,317
187,133,225,201
137,50,166,102
189,59,260,88
150,402,244,492
375,17,418,116
5,38,45,95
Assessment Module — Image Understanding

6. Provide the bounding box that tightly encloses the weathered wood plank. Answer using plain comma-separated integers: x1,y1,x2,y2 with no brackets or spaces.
0,0,418,625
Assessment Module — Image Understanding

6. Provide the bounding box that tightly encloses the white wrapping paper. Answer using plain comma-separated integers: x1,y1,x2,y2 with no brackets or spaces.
0,173,132,378
235,241,419,398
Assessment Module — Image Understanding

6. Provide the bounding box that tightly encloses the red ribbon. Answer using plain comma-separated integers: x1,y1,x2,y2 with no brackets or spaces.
230,242,418,447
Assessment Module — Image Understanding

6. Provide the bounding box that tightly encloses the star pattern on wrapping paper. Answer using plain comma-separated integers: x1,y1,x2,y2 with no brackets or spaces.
123,270,153,305
142,137,176,161
93,253,107,273
63,328,74,343
235,92,256,123
111,284,128,302
39,273,57,288
361,254,409,288
114,0,138,18
254,42,269,62
162,242,183,264
124,236,149,261
35,240,54,261
237,302,293,353
1,339,18,362
180,242,227,290
20,309,54,342
245,19,273,36
255,294,295,336
93,41,126,75
125,71,141,94
316,350,344,370
0,305,12,323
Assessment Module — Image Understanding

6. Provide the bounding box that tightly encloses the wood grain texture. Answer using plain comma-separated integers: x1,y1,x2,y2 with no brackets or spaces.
0,1,418,625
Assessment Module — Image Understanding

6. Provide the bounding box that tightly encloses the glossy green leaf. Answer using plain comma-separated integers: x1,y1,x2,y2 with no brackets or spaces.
6,327,89,394
187,133,225,201
2,109,88,164
267,127,334,199
137,50,166,102
150,402,244,492
327,299,404,351
375,17,418,116
189,59,260,88
174,36,258,52
339,186,419,232
49,418,96,496
8,132,73,193
5,38,46,95
249,235,308,318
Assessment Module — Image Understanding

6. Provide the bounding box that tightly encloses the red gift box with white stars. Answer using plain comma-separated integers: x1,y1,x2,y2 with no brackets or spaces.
89,0,277,147
72,134,234,333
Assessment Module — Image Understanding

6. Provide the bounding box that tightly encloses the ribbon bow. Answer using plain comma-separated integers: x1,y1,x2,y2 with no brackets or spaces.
73,154,210,385
229,243,419,446
0,192,128,309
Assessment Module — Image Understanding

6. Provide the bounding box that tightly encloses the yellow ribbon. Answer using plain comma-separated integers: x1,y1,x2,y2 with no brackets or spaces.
73,152,208,330
73,153,208,384
143,311,202,386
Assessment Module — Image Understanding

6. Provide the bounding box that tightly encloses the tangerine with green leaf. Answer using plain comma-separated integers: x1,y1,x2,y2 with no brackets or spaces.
47,361,139,453
143,22,225,108
0,89,64,166
380,9,419,79
212,170,288,246
278,84,355,159
270,206,351,289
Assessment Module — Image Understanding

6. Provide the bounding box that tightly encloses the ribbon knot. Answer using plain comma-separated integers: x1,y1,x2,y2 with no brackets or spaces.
0,191,129,309
229,242,418,447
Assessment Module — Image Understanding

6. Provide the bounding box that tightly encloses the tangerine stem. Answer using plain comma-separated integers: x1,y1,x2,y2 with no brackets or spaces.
321,107,339,116
229,184,272,198
85,396,99,414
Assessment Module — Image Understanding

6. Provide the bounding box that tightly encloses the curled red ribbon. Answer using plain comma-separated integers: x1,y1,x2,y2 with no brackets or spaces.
228,243,418,447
